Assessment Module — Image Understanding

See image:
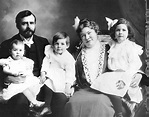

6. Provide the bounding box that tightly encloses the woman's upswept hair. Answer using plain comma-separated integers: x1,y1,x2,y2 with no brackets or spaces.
110,18,135,41
76,18,100,35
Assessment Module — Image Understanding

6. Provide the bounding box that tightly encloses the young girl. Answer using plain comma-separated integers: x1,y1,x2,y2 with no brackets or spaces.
39,32,76,116
0,39,44,107
91,18,143,117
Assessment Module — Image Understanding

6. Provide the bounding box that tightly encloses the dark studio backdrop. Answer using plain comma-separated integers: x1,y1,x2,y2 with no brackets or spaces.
0,0,145,54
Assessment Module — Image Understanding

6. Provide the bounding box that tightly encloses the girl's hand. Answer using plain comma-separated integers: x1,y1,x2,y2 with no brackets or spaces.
116,80,125,89
18,71,26,77
130,73,142,88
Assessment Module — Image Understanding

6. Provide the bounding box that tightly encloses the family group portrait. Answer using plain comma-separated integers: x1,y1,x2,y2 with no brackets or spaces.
0,0,148,117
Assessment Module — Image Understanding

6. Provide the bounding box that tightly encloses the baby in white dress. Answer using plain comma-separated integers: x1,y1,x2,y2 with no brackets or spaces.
0,39,44,107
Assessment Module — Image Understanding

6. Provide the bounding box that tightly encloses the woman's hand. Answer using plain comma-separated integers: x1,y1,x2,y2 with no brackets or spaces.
116,80,125,89
130,73,142,88
65,83,74,97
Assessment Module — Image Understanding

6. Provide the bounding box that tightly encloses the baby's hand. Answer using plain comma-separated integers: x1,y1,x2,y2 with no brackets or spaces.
116,80,125,89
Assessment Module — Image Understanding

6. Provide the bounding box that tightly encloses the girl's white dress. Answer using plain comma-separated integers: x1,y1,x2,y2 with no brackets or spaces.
0,57,41,100
91,39,143,103
41,45,76,94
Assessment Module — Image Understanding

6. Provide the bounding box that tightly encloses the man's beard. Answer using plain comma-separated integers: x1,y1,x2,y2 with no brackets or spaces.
20,28,35,38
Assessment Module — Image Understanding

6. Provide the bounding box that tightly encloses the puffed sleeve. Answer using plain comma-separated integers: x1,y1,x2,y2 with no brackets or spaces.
0,58,8,66
41,56,51,75
41,45,52,75
126,42,143,72
44,45,52,58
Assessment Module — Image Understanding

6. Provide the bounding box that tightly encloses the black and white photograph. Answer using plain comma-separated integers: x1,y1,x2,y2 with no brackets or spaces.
0,0,147,117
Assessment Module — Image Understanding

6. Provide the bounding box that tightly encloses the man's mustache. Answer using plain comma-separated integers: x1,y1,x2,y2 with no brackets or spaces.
25,28,33,32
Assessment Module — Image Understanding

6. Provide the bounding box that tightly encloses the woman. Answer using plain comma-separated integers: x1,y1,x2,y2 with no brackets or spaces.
63,17,115,117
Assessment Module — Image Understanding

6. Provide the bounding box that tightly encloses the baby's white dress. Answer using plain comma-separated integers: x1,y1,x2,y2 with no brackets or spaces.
0,57,41,100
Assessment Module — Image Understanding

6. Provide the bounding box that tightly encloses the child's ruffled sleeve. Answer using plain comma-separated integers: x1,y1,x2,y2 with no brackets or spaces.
127,42,143,72
44,45,52,58
0,58,8,66
133,42,143,55
41,45,52,76
41,56,51,75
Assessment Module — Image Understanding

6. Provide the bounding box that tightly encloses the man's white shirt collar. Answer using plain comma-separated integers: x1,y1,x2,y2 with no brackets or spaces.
20,34,34,47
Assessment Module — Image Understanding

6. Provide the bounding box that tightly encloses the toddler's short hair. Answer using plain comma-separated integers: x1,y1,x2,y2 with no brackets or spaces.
52,32,70,46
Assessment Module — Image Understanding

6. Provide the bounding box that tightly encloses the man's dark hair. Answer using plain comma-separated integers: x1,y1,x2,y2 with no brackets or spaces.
15,10,36,28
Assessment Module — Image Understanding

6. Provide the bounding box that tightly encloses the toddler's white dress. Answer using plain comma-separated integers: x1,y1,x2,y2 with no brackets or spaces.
41,45,76,95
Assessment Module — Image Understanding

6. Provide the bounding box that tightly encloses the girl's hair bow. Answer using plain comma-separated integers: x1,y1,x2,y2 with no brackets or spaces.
72,16,80,30
105,17,118,30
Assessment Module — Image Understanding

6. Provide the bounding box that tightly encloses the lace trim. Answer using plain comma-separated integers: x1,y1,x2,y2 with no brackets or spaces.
81,44,105,84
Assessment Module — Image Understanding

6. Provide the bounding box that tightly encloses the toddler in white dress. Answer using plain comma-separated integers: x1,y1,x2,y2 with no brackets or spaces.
39,32,76,115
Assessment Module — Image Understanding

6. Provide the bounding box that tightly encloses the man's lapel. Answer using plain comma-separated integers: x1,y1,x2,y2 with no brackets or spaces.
33,35,43,66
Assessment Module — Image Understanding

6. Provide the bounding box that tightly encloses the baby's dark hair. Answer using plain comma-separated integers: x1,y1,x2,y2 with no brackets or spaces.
52,32,70,46
76,18,100,35
110,18,135,42
9,39,24,50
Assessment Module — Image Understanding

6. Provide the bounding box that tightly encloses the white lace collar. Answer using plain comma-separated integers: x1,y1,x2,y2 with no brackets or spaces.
81,42,105,84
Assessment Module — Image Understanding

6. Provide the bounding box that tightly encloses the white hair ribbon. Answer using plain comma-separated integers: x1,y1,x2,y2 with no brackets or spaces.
72,16,80,30
105,17,118,30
